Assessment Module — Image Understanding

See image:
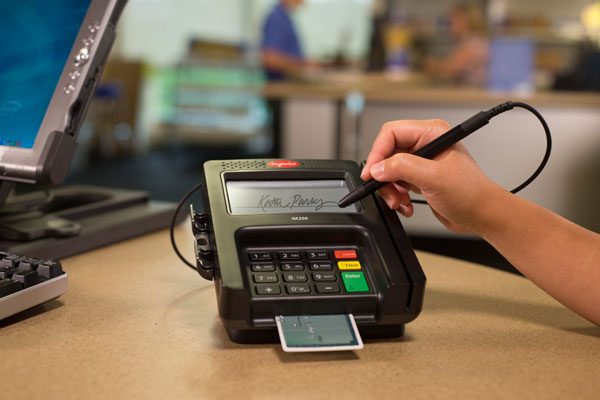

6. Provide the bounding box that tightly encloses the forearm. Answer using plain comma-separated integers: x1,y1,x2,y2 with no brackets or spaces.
476,188,600,325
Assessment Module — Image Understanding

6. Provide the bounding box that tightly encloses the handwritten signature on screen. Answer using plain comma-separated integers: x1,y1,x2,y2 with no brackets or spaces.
257,194,338,212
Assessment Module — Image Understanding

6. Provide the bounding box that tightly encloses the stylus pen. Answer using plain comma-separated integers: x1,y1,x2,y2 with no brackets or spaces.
338,110,494,208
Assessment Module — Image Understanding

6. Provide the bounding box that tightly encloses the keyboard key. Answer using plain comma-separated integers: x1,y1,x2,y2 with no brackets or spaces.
37,260,64,279
251,263,275,272
0,254,24,268
309,262,333,271
283,272,307,282
316,283,340,293
278,251,300,260
18,258,41,271
313,272,336,282
249,252,272,261
280,262,304,271
0,266,19,280
306,251,329,259
256,284,281,295
0,279,22,297
286,284,311,294
253,273,278,283
12,270,40,288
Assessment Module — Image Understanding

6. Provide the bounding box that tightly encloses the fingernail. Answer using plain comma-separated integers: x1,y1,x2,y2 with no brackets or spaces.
370,161,384,180
384,197,395,210
360,167,368,180
398,204,410,216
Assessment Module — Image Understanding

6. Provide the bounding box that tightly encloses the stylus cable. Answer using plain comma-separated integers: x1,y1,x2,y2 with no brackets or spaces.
409,102,551,205
360,101,552,206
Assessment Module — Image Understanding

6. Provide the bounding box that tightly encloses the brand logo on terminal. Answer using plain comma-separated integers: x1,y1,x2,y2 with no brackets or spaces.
267,160,299,168
291,216,309,221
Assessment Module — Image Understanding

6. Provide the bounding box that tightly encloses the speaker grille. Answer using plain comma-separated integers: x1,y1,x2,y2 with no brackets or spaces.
220,160,268,170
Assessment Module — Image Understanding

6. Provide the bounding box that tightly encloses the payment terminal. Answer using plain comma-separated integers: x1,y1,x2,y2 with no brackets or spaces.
191,159,426,344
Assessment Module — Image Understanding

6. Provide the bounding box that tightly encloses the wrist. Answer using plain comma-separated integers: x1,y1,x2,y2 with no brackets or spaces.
469,182,513,239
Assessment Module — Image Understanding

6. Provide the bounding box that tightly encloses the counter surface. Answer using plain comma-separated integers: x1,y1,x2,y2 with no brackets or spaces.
1,226,598,400
262,73,600,107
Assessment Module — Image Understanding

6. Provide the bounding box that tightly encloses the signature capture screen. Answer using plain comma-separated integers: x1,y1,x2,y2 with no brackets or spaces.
226,180,359,215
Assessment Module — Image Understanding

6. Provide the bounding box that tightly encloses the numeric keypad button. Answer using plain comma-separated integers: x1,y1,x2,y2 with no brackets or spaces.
286,284,311,294
316,283,340,293
280,262,304,271
253,273,278,283
283,272,308,282
278,251,301,260
306,251,329,259
256,284,281,295
309,262,333,271
313,272,336,282
249,252,272,261
251,263,275,272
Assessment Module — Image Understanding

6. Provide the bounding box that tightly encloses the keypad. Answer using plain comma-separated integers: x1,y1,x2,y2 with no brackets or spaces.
246,248,371,296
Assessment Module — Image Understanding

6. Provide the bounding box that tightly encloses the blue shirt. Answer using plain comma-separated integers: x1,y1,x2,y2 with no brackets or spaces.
261,4,304,81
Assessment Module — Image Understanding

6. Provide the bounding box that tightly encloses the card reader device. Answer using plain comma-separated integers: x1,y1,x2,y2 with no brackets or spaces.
191,159,426,344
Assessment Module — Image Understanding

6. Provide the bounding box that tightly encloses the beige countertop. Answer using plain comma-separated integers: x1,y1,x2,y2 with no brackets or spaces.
262,73,600,107
1,226,598,399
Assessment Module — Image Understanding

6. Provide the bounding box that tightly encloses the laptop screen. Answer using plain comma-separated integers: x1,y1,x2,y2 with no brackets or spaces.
0,0,92,148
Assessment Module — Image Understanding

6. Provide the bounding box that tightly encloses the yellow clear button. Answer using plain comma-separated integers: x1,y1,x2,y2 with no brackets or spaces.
338,261,361,270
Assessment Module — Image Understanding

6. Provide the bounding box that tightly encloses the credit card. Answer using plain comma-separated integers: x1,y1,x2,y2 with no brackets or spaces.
275,314,364,352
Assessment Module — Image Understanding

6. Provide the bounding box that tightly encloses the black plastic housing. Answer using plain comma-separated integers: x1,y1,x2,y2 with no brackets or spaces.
196,159,426,344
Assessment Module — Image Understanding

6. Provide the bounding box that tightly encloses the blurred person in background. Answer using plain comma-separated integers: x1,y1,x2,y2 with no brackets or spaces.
425,2,489,87
261,0,312,81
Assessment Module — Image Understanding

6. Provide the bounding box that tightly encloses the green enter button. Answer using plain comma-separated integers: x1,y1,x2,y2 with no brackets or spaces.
341,271,369,292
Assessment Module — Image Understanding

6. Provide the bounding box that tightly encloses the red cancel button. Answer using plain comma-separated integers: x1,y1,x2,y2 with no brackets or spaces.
334,250,357,259
267,160,300,168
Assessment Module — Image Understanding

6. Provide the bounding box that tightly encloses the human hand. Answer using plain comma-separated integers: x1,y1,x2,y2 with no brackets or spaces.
361,119,505,235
